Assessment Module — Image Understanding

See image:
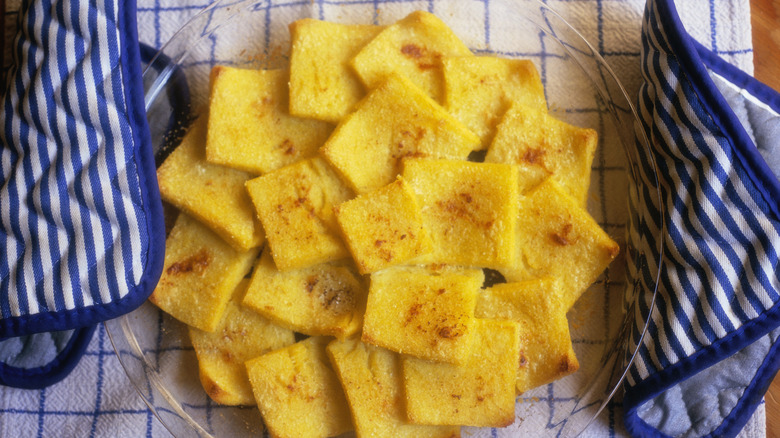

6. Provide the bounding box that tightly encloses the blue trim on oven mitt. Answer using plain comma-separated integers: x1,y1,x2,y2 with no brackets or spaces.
0,0,165,388
624,0,780,437
0,326,95,389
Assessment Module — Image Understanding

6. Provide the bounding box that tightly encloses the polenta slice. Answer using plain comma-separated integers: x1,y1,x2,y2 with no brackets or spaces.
243,248,366,339
475,278,579,393
156,116,263,251
206,66,332,174
351,10,472,103
289,19,383,122
361,266,482,364
485,104,597,207
246,337,353,438
326,338,460,438
245,157,353,270
149,213,260,332
335,177,432,274
402,319,520,427
500,179,619,310
402,158,518,269
443,56,546,148
190,279,295,406
320,74,479,194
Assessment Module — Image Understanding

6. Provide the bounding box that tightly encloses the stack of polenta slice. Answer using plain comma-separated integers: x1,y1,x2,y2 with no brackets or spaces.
150,10,619,438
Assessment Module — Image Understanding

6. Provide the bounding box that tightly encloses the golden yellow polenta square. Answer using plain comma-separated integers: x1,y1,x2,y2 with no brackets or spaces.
326,338,460,438
156,116,264,251
443,56,546,148
246,337,353,438
320,74,479,194
190,279,295,406
351,10,472,102
361,266,482,364
500,179,619,310
243,248,366,339
402,158,518,269
149,213,260,332
485,104,598,207
402,319,520,427
475,278,579,393
206,66,332,174
335,177,432,273
245,157,353,270
289,19,383,122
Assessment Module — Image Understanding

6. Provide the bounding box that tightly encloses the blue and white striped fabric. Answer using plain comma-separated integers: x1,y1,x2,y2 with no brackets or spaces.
0,0,164,388
624,0,780,436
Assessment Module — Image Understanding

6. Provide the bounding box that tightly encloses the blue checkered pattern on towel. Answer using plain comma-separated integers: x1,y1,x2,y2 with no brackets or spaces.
0,0,163,338
0,0,767,437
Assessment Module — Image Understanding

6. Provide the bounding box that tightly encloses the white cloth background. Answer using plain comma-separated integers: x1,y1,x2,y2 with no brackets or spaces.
0,0,765,436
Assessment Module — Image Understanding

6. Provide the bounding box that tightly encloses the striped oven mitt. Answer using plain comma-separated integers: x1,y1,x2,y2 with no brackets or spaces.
625,0,780,436
0,0,165,388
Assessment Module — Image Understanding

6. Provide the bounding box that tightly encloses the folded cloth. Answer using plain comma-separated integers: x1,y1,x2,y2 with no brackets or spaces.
0,0,773,437
623,0,780,436
0,0,164,388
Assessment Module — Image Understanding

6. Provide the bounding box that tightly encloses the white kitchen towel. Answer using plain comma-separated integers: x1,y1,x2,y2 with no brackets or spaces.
0,0,767,437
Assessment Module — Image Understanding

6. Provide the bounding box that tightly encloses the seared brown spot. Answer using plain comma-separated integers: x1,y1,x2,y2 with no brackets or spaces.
252,97,274,118
279,138,295,156
551,223,575,246
399,44,440,70
166,250,210,275
401,44,424,59
404,303,422,326
436,192,495,231
437,288,446,295
401,128,425,142
378,249,393,262
519,352,528,367
437,324,464,339
310,271,356,315
285,374,299,393
559,355,576,373
375,239,386,248
394,149,427,160
204,377,224,400
293,197,308,208
305,276,319,293
451,394,461,399
393,128,428,159
522,147,546,165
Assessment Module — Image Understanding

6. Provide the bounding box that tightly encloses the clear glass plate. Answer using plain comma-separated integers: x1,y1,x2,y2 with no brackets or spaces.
105,1,662,436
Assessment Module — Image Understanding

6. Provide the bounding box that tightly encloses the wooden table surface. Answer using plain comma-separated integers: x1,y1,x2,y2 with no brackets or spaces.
753,2,780,437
